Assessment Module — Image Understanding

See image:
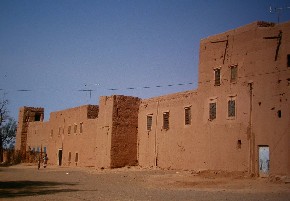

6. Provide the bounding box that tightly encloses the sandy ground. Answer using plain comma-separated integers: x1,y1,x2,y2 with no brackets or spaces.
0,164,289,201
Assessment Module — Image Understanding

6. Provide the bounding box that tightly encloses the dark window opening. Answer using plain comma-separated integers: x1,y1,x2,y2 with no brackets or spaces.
147,115,153,131
34,113,41,121
68,126,71,135
74,124,77,133
75,153,79,163
230,65,238,82
43,147,47,153
287,54,290,67
237,140,242,149
214,69,221,86
68,152,71,162
80,123,83,133
163,112,169,130
277,110,282,118
184,107,191,125
228,99,236,118
209,102,216,120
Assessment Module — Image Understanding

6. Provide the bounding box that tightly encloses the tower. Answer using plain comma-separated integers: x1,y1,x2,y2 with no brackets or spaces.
15,107,44,154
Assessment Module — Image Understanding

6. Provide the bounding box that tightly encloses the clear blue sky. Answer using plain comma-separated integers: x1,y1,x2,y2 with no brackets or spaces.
1,0,290,121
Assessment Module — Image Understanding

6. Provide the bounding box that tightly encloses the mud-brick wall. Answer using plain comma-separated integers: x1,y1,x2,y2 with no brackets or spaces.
110,95,141,168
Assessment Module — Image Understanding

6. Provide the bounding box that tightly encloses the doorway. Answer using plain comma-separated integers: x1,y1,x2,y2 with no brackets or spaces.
58,149,63,166
259,146,269,177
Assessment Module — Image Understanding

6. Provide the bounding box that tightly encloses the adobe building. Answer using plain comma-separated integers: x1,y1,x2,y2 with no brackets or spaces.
15,21,290,177
16,96,140,168
138,21,290,177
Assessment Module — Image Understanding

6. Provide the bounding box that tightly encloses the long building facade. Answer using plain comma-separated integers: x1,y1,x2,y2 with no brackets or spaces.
15,21,290,177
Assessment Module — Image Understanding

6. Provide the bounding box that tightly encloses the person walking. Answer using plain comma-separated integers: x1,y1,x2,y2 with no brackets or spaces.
43,154,48,168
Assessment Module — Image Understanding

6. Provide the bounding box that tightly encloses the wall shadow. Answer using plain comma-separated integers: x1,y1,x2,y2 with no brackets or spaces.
0,180,79,198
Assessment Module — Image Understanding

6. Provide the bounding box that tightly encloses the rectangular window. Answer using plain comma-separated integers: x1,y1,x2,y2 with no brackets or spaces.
230,65,238,83
80,122,83,133
209,102,217,120
37,147,40,153
68,152,71,162
163,112,169,130
75,153,79,163
147,115,153,131
228,99,236,117
50,129,53,138
184,107,191,125
34,113,41,121
214,68,221,86
43,147,47,153
287,54,290,67
68,126,71,135
74,124,77,133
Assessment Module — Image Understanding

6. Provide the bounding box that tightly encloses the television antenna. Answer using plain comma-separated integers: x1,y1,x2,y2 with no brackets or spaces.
270,5,290,23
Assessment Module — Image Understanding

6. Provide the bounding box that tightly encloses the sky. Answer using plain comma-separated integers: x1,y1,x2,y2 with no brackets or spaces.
1,0,290,121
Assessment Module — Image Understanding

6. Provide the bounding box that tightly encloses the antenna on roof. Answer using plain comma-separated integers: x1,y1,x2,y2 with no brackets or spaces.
270,5,290,23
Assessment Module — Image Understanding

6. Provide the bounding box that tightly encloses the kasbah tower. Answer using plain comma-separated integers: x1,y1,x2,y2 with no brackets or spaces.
15,21,290,178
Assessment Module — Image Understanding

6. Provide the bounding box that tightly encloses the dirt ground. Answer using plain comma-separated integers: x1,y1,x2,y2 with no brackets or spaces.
0,164,289,201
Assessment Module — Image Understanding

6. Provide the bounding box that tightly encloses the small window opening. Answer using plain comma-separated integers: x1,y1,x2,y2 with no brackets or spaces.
75,153,79,164
230,65,238,83
277,110,282,118
214,68,221,86
163,112,169,130
80,122,83,133
287,54,290,67
209,102,217,120
74,124,77,133
147,115,153,131
43,147,47,153
34,113,41,121
68,152,71,163
184,107,191,125
237,140,242,149
228,99,236,118
68,126,71,135
50,129,53,138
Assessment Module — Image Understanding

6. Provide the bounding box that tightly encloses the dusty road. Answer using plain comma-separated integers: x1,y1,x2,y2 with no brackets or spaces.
0,164,289,201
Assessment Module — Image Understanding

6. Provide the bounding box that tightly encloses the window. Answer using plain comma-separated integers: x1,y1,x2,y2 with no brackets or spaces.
50,129,53,138
287,54,290,67
34,113,41,121
163,112,169,130
74,124,77,133
75,153,79,163
209,102,216,120
80,122,83,133
228,99,236,118
237,140,242,149
68,152,71,162
214,68,221,86
230,65,238,83
68,126,71,135
277,110,282,118
146,115,153,131
184,107,191,125
37,147,40,153
43,147,47,153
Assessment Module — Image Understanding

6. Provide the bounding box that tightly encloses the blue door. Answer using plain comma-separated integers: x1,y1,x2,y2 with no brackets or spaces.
259,146,269,177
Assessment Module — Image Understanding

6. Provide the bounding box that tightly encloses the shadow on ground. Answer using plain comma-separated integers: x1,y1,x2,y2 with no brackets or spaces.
0,180,79,198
